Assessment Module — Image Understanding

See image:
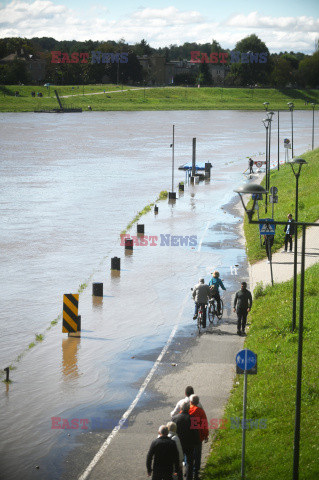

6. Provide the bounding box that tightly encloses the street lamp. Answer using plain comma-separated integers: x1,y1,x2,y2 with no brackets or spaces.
311,103,315,150
262,117,270,213
262,111,275,213
268,110,275,196
289,158,307,333
234,182,319,480
287,102,294,158
263,101,269,111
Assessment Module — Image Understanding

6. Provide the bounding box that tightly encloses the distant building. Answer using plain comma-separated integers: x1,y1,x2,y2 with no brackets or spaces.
137,54,229,85
0,50,46,83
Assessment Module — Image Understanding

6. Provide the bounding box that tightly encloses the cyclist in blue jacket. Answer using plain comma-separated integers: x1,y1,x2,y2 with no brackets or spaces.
209,271,226,315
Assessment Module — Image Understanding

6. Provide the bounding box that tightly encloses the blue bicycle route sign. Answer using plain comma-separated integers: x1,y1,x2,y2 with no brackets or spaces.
236,349,257,371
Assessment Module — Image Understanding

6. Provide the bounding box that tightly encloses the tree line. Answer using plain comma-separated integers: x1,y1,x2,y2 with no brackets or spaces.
0,34,318,88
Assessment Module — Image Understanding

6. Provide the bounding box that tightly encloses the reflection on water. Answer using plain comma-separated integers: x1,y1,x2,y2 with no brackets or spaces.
0,110,315,479
62,338,80,380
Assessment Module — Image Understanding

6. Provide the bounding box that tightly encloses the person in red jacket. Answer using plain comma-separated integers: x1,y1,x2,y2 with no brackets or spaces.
189,394,209,480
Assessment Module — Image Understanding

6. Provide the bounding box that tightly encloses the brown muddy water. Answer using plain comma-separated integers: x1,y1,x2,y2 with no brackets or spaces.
0,110,315,479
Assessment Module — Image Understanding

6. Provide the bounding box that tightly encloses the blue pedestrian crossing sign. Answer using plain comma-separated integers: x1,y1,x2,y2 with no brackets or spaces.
236,349,257,371
259,218,276,235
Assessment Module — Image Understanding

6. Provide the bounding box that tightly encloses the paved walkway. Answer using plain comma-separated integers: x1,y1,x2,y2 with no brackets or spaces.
250,222,319,292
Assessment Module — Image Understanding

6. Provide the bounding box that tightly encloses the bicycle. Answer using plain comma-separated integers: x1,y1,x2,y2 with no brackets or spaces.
197,303,207,334
208,297,224,325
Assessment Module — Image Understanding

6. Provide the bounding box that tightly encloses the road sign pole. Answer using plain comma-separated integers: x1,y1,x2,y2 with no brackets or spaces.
272,197,274,219
269,242,274,286
241,366,248,479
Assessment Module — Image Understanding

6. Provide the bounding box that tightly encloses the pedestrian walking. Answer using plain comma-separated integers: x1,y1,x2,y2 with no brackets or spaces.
172,402,200,480
189,395,209,480
263,234,274,263
146,425,179,480
249,158,254,174
233,282,253,336
170,386,203,418
283,213,295,252
167,422,183,480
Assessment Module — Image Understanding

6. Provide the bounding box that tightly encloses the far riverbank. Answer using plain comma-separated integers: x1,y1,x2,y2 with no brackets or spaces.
1,85,319,112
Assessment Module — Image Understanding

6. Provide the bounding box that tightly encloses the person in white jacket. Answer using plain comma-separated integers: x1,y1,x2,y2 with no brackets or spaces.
167,421,183,480
171,386,203,418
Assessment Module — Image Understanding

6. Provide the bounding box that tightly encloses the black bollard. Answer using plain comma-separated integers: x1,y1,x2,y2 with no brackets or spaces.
111,257,121,270
4,367,10,382
92,283,103,297
154,205,158,214
125,238,133,250
179,183,184,191
137,224,144,234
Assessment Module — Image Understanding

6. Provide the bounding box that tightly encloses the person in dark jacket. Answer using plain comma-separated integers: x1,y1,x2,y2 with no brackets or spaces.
249,157,254,174
233,282,253,335
283,213,295,252
172,402,200,480
263,234,274,263
146,425,179,480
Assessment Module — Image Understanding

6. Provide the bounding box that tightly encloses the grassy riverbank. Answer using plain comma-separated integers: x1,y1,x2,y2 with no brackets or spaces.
1,85,319,112
202,147,319,479
244,148,319,264
202,262,319,480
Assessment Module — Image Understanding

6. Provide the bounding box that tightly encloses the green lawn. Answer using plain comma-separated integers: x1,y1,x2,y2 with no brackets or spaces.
244,148,319,264
203,262,319,480
1,85,319,112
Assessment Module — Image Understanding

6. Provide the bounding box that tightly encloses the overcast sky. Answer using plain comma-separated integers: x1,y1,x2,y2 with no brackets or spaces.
0,0,318,53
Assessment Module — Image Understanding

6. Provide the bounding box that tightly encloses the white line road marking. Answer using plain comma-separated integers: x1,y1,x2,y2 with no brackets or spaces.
197,221,211,252
78,295,189,480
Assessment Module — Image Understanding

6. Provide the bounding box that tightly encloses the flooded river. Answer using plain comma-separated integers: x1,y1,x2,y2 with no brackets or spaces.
0,110,315,479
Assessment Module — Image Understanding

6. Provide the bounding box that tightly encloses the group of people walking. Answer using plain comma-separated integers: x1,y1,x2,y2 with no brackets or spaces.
192,273,252,336
146,386,208,480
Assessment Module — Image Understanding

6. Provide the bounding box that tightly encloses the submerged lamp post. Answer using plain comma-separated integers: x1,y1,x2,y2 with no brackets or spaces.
234,182,319,480
289,158,307,333
288,102,294,158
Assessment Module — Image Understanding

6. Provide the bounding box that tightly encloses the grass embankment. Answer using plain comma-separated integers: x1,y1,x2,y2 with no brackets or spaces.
203,264,319,480
1,85,319,112
203,148,319,479
244,148,319,264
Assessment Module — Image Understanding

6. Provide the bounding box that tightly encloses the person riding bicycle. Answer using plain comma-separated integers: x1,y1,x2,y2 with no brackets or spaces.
209,271,226,316
192,278,211,328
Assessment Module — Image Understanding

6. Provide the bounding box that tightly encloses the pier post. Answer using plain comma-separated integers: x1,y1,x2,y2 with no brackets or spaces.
92,283,103,297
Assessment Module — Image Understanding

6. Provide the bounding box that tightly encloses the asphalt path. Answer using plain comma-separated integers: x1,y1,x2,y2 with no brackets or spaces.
73,292,246,480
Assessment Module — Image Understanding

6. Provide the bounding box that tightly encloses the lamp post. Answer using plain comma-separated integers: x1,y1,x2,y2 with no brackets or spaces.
277,110,280,170
267,110,275,177
288,102,294,158
289,158,307,332
262,117,270,213
311,103,315,150
234,182,319,480
263,101,269,112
